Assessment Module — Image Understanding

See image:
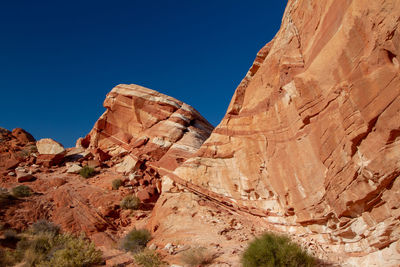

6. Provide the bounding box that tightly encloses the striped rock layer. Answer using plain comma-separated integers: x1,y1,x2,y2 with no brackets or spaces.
84,84,214,172
165,0,400,265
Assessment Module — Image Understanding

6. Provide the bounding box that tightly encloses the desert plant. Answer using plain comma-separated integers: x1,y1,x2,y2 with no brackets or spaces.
241,232,315,267
11,185,33,197
38,233,103,267
120,195,141,210
133,249,165,267
30,219,60,236
112,179,123,190
121,229,151,253
79,166,95,178
180,246,215,266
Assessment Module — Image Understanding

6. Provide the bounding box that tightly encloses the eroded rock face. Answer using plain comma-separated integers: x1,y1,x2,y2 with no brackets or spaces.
83,84,214,173
165,0,400,265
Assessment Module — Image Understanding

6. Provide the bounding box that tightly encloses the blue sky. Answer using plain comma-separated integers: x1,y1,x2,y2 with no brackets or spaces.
0,0,287,147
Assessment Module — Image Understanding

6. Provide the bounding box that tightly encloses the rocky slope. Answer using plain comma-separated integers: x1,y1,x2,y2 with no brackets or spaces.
160,0,400,265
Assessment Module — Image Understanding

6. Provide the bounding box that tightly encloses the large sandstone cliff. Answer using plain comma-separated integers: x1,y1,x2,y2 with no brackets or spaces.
163,0,400,265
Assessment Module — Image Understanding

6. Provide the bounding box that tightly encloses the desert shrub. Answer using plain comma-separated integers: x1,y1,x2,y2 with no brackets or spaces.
180,246,215,266
79,166,95,178
121,229,151,253
30,220,60,236
11,185,32,197
120,195,141,210
241,232,315,267
0,248,17,266
112,179,123,190
133,249,165,267
38,234,103,267
5,221,103,267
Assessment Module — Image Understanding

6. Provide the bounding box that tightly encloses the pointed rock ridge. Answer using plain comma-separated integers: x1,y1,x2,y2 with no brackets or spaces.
164,0,400,265
83,84,214,172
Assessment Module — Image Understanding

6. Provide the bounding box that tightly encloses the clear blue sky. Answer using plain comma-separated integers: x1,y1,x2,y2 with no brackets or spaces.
0,0,287,147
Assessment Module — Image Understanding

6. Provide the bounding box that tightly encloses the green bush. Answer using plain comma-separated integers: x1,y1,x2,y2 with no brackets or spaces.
133,249,165,267
180,246,214,267
121,229,151,253
39,234,103,267
30,220,60,236
120,195,141,210
241,232,315,267
4,221,103,267
11,185,33,197
79,166,95,178
112,179,123,190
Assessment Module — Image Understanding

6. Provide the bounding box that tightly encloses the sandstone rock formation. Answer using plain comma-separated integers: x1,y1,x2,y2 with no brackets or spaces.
0,127,37,172
162,0,400,265
82,84,213,172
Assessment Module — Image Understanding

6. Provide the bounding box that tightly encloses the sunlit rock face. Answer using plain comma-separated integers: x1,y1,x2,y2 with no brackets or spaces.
166,0,400,265
84,84,214,172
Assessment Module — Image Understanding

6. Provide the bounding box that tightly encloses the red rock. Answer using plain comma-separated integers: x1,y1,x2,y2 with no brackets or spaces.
164,0,400,265
87,159,101,168
36,153,65,167
95,148,111,162
82,84,214,173
137,186,159,203
16,171,35,182
11,128,35,144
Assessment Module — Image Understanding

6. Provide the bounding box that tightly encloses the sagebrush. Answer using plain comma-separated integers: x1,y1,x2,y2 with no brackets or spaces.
120,195,141,210
79,166,95,178
121,228,151,253
241,232,315,267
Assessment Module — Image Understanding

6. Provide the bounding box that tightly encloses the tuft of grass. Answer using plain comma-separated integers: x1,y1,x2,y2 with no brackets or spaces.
30,220,60,237
79,166,95,178
180,246,215,267
120,195,141,210
241,232,315,267
11,185,33,197
133,249,165,267
121,229,151,253
112,179,123,190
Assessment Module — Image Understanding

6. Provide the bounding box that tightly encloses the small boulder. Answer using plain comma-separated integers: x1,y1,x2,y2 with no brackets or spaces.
16,170,35,182
116,156,141,173
66,164,82,174
36,153,65,167
36,138,65,155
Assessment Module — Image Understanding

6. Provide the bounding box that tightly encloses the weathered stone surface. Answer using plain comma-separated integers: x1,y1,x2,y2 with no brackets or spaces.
11,128,35,144
163,0,400,265
36,153,65,167
36,138,65,155
16,170,35,182
83,84,214,173
66,164,82,174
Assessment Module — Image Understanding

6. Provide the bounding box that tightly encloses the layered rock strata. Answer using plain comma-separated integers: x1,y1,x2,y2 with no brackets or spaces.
164,0,400,265
83,84,213,172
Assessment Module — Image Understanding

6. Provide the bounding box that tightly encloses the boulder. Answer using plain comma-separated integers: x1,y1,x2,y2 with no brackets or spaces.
16,170,35,182
115,156,140,174
36,138,65,155
36,153,65,167
66,164,82,174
